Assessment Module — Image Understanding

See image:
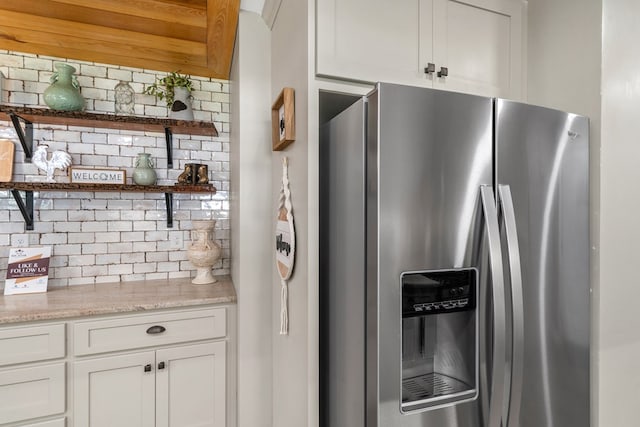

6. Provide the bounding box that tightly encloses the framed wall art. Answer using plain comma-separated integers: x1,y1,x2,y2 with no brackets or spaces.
271,87,295,151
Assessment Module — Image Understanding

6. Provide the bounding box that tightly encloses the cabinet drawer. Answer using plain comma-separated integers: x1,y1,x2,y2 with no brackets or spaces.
0,362,66,424
74,308,226,355
0,323,65,367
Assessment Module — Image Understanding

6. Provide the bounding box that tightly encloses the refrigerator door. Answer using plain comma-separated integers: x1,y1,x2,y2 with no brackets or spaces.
319,98,367,427
367,83,494,426
495,100,590,427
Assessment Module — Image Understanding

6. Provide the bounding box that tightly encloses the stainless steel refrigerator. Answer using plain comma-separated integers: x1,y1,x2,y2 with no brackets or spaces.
319,83,590,427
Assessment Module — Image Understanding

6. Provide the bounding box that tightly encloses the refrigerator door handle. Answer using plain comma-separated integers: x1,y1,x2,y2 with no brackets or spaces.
480,185,507,427
498,184,525,427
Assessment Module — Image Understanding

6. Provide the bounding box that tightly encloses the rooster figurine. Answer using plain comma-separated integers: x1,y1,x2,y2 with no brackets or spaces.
32,145,72,182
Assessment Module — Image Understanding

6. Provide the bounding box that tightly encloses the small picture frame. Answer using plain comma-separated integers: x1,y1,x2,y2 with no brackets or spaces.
271,87,295,151
70,167,126,184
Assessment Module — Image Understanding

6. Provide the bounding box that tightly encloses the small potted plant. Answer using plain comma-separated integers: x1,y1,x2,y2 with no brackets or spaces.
143,71,194,120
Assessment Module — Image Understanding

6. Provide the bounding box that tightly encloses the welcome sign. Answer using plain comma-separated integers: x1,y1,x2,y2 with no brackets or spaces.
70,167,126,184
4,247,51,295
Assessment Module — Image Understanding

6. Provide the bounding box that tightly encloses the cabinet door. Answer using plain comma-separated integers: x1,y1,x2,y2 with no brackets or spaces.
316,0,432,85
156,342,226,427
432,0,524,98
74,351,155,427
0,363,65,424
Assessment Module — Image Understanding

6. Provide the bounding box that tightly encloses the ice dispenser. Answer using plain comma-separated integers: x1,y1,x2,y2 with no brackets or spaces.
401,269,478,412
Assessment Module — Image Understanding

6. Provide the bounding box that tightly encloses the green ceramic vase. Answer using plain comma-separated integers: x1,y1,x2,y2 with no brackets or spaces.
43,63,85,111
133,153,157,185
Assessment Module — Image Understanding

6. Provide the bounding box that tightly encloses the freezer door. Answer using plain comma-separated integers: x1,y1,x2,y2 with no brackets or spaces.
495,100,590,427
367,83,494,426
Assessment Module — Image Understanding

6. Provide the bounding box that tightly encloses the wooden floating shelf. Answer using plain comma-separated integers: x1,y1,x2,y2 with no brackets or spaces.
0,105,218,137
1,182,217,230
0,182,216,194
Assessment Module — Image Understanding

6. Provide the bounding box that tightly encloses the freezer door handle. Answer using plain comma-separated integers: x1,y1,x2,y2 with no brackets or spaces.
498,184,525,427
480,185,507,427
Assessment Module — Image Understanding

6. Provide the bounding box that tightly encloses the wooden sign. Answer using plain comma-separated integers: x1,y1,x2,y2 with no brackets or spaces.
0,139,14,182
70,167,126,184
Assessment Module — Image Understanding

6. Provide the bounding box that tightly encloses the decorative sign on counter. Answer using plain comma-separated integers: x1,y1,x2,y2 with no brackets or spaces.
4,246,51,295
70,167,126,184
275,157,295,335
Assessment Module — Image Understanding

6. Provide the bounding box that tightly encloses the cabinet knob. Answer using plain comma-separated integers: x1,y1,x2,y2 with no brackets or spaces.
158,361,166,370
437,67,448,78
146,325,166,335
424,63,436,75
144,364,152,372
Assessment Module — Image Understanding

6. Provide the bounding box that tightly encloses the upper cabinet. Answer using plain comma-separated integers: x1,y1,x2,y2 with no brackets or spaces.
0,0,240,79
316,0,525,99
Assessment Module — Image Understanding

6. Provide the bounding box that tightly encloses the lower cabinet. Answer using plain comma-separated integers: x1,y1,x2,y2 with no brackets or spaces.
0,304,234,427
74,342,226,427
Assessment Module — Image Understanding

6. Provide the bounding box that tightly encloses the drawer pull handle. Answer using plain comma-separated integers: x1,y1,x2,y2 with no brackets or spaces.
146,325,166,334
144,364,152,372
158,361,166,370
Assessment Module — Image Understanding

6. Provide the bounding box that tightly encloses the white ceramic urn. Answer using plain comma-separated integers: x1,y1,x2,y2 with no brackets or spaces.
186,220,221,284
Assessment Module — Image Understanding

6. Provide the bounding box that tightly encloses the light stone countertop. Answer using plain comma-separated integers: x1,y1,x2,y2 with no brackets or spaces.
0,276,236,324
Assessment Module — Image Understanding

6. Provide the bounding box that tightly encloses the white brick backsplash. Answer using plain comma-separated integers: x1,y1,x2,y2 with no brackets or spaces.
41,233,68,244
145,272,168,281
95,275,120,283
94,232,121,243
82,265,108,277
82,243,108,254
80,64,107,77
69,255,96,266
68,233,95,244
0,51,230,288
81,222,108,232
146,251,168,262
96,254,121,265
10,92,38,105
134,263,157,273
95,211,120,221
10,68,39,82
53,244,82,255
108,264,133,275
108,69,132,81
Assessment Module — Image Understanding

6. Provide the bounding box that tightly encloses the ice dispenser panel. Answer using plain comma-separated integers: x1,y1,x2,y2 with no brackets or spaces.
401,269,478,413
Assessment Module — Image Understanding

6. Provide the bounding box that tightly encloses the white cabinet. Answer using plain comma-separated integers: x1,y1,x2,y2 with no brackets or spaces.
0,323,66,425
316,0,524,98
74,351,156,427
73,308,229,427
156,342,226,427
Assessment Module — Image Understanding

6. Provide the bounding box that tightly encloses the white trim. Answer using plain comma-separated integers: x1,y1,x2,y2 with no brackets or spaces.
262,0,283,29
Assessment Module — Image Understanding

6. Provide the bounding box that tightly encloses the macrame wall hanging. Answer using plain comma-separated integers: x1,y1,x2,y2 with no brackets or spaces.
275,157,296,335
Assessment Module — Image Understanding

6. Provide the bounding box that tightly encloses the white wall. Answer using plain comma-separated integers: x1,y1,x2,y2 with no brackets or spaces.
269,1,310,426
600,0,640,425
230,11,273,427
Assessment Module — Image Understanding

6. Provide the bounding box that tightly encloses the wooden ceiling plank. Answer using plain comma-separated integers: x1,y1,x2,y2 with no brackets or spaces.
0,0,206,42
0,10,205,55
206,0,239,79
50,0,207,27
0,28,208,69
0,39,219,78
